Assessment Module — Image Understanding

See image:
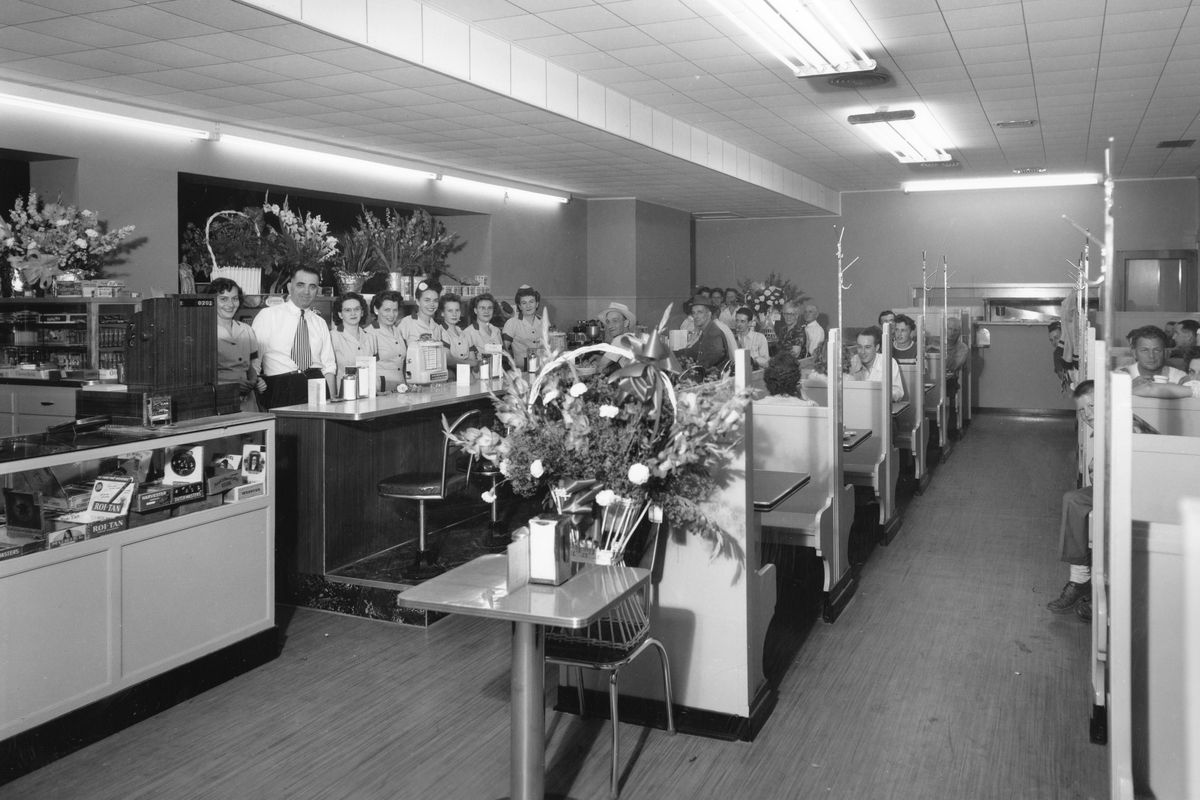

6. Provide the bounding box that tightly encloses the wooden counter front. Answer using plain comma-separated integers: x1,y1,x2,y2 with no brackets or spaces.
272,379,499,578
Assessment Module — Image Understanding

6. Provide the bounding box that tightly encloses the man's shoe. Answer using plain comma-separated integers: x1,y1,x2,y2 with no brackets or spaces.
1047,581,1090,613
1077,596,1092,622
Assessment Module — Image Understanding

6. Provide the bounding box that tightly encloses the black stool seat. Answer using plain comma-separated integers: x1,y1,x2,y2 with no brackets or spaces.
379,472,445,498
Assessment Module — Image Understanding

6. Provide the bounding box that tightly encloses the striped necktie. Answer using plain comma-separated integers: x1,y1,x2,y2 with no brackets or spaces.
291,310,311,371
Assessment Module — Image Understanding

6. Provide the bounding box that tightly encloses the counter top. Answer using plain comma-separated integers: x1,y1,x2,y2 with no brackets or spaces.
272,379,502,421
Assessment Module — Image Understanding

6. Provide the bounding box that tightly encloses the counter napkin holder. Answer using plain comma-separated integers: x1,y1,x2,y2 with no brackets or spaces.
528,514,571,585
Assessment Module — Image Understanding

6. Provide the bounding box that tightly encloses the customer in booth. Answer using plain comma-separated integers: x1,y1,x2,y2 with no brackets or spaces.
878,309,896,327
211,277,260,413
892,314,919,364
464,293,504,366
849,325,904,401
758,351,816,405
1118,325,1186,385
601,301,635,344
774,301,808,359
674,293,729,372
503,285,545,368
438,293,473,367
733,306,770,369
719,288,741,326
1167,319,1199,369
251,265,336,409
802,302,824,356
368,290,406,390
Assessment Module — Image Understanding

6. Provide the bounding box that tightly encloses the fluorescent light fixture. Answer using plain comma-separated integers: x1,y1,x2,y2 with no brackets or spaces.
849,108,952,164
902,173,1104,193
439,175,570,205
220,134,437,181
709,0,875,77
0,92,214,140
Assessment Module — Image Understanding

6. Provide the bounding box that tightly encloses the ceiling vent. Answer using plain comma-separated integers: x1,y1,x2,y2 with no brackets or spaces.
1012,167,1048,175
826,70,891,88
995,119,1038,128
910,159,961,169
1157,139,1195,148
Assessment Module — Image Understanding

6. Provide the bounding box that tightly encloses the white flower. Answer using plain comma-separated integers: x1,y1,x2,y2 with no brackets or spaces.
599,404,619,418
85,228,98,238
498,459,512,477
596,489,616,507
481,489,496,504
530,459,544,478
627,463,650,485
54,219,68,227
569,382,587,397
542,389,559,405
74,238,87,248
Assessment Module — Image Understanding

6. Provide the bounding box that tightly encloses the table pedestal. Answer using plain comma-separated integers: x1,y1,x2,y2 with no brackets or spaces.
511,621,545,800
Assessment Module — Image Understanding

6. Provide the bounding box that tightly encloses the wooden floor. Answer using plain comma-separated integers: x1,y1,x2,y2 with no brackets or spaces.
3,414,1106,800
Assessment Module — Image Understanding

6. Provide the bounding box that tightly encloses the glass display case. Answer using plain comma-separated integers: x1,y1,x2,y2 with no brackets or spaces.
0,297,137,374
0,413,275,740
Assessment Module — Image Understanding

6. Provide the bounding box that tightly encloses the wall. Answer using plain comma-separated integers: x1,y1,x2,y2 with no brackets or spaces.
2,108,588,315
585,199,636,321
634,200,693,328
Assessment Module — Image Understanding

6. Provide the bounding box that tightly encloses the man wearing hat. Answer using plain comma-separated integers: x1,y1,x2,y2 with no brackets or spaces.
601,301,636,344
675,293,730,371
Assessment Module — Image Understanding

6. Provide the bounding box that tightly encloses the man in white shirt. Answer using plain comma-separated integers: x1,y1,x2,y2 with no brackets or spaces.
251,266,337,409
849,325,904,400
1119,325,1186,388
802,302,824,356
733,306,770,369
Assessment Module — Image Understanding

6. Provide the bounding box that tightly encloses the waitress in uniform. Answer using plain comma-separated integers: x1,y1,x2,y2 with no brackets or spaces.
368,290,406,390
438,293,474,367
331,292,377,383
465,293,504,369
212,277,260,412
502,284,544,368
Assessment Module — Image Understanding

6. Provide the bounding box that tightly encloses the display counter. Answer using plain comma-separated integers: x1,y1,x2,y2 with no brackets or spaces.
0,412,276,741
271,379,501,581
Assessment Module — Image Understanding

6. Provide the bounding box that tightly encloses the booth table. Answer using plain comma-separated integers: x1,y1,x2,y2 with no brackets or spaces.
399,554,649,800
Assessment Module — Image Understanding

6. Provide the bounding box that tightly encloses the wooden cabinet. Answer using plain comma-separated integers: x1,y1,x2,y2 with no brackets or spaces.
0,414,275,741
0,297,137,372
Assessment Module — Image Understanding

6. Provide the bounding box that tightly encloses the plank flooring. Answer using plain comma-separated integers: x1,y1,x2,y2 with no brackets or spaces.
2,414,1105,800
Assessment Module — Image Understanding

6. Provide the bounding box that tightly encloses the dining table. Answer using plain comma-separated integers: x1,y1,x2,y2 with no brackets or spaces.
842,428,873,451
399,554,650,800
752,469,812,513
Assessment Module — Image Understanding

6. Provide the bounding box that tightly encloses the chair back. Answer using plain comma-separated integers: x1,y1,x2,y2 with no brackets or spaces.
439,409,479,496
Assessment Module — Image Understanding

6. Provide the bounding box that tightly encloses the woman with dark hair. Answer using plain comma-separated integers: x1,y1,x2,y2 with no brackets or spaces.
502,284,544,366
758,352,815,406
210,277,260,412
369,289,406,390
331,292,377,382
399,278,444,347
438,293,473,367
465,292,504,369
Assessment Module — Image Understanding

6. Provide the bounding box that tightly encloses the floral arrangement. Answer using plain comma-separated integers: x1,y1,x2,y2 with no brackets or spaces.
748,284,787,314
181,205,274,281
368,207,465,277
262,194,339,271
738,272,807,312
448,309,751,565
0,191,137,289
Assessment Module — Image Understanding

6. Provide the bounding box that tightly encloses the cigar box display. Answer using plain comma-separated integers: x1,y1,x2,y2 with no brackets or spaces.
52,475,135,539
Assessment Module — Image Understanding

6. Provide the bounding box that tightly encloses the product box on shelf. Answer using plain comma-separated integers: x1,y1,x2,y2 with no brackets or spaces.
206,468,243,496
0,533,42,560
3,489,54,536
52,475,134,539
170,482,204,503
241,444,267,484
131,484,173,513
225,482,265,503
42,482,99,514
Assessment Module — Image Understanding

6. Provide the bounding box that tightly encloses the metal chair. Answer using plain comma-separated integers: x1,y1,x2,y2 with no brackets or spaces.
544,514,674,799
377,409,477,580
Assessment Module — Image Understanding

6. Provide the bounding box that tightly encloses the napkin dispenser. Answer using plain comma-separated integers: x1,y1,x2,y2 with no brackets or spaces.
528,514,571,585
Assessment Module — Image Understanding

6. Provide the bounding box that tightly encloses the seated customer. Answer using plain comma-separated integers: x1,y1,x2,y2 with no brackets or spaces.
891,314,919,364
878,309,896,327
1119,325,1186,386
849,325,904,400
758,352,815,405
774,301,808,359
1167,319,1199,369
733,306,770,369
1049,380,1157,619
674,293,729,372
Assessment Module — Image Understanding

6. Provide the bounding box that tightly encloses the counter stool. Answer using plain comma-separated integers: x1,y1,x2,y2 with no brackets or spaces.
377,409,477,581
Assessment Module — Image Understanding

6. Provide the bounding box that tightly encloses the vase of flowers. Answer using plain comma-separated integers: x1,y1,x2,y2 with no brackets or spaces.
448,308,751,567
0,191,138,295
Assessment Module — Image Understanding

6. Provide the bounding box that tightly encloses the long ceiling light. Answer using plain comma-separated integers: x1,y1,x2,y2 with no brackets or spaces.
219,133,437,182
438,175,570,205
849,109,952,164
0,92,215,140
709,0,875,77
902,173,1104,193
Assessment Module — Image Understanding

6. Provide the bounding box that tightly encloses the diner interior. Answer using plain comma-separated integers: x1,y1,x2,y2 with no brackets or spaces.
2,1,1200,798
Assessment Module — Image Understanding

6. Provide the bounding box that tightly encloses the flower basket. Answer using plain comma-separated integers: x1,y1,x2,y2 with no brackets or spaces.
206,210,262,295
